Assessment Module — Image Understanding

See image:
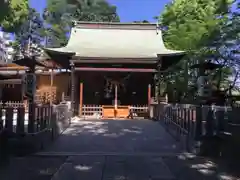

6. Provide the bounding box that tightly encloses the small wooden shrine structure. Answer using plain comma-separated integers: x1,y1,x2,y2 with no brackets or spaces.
0,56,67,106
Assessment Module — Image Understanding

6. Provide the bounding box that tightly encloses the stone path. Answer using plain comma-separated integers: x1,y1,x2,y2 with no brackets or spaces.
2,153,240,180
38,119,181,155
51,155,175,180
1,119,240,180
0,156,67,180
39,119,182,180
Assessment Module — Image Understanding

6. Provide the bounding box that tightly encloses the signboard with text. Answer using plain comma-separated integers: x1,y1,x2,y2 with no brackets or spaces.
22,73,36,100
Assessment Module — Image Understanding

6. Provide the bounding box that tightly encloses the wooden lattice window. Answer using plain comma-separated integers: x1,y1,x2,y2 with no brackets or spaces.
36,87,57,104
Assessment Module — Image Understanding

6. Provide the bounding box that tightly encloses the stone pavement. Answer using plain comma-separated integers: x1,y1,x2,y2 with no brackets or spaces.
2,153,240,180
38,119,181,155
51,155,175,180
1,119,240,180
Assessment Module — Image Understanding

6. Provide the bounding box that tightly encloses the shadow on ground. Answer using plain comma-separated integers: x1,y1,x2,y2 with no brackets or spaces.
163,152,240,180
1,119,240,180
41,119,182,154
1,153,240,180
0,156,67,180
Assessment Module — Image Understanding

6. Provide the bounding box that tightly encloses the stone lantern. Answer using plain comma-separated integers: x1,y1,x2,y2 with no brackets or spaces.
190,61,223,155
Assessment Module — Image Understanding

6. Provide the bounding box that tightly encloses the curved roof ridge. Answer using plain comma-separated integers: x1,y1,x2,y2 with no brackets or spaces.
45,22,185,59
73,21,157,30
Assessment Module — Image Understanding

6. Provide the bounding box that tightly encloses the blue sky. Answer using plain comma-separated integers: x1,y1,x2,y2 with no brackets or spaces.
29,0,171,22
30,0,238,22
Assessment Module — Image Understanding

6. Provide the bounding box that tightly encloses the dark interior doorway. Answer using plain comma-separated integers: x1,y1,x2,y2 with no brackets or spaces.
76,71,153,106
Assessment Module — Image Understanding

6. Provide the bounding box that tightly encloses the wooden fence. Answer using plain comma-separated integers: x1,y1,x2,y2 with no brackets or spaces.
153,103,240,158
130,105,148,112
130,105,148,118
82,105,103,118
0,102,71,161
81,104,149,119
0,104,51,134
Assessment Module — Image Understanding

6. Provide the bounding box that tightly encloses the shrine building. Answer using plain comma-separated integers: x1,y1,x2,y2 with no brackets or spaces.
43,22,185,118
0,22,184,119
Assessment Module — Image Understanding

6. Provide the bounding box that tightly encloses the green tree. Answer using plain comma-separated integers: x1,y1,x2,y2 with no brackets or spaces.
67,0,120,22
12,8,45,58
43,0,120,47
160,0,233,50
0,0,29,32
206,2,240,93
43,0,69,47
158,0,235,100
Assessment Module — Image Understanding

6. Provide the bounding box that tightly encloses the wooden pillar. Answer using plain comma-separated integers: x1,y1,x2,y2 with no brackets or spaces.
50,69,54,105
79,82,83,116
62,92,65,101
114,84,118,118
154,73,158,101
27,59,36,133
115,84,118,109
157,60,162,104
70,62,75,116
148,84,151,106
21,73,25,101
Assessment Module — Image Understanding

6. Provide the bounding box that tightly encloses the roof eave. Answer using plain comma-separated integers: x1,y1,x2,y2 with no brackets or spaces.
157,51,186,57
44,47,76,56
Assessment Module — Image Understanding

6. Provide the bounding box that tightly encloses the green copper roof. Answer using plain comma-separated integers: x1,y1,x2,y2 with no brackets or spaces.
45,22,184,59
